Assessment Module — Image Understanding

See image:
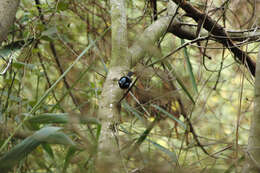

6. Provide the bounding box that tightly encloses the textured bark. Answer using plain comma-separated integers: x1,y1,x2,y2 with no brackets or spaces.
129,16,172,67
243,47,260,172
0,0,20,45
97,0,128,172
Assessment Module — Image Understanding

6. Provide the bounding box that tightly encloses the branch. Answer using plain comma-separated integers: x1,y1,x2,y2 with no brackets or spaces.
168,23,260,42
170,0,256,76
129,16,174,67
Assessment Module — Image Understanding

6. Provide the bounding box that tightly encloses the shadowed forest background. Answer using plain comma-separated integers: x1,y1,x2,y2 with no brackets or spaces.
0,0,259,172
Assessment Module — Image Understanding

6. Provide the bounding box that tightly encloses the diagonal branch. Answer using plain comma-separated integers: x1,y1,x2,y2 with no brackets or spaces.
170,0,256,76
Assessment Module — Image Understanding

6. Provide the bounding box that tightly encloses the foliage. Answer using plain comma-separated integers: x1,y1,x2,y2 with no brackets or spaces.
0,0,259,172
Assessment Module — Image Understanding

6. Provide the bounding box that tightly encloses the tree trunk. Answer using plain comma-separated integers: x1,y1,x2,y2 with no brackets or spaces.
0,0,20,45
243,47,260,172
96,0,128,172
96,2,180,172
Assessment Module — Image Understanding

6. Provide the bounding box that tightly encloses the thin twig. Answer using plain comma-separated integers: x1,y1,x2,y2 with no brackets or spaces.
171,0,256,76
149,36,210,66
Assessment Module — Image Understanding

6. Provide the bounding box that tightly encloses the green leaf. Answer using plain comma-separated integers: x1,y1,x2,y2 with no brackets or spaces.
151,104,186,129
43,131,74,145
164,61,195,104
41,143,54,159
12,61,35,70
147,139,178,163
20,13,30,23
63,146,77,172
41,26,58,39
96,123,102,141
181,39,198,93
0,39,33,62
0,127,74,172
27,113,68,124
57,2,69,11
122,102,145,124
0,137,40,173
0,45,21,58
26,113,100,125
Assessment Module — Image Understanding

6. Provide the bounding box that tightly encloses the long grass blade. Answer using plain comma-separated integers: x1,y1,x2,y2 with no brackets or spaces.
147,139,178,163
181,39,198,93
151,104,186,129
164,61,195,104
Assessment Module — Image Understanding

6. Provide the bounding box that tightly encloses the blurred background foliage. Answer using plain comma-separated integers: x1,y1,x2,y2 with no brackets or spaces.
0,0,259,172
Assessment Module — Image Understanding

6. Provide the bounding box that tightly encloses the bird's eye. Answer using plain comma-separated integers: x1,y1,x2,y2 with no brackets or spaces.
118,76,132,89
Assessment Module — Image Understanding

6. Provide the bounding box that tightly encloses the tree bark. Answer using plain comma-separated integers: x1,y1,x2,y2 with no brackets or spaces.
0,0,20,45
96,0,128,172
242,47,260,172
